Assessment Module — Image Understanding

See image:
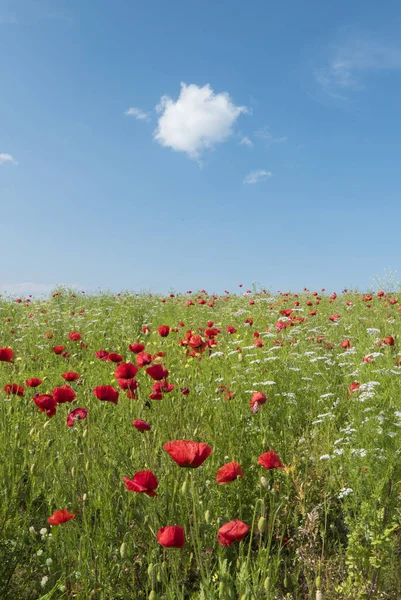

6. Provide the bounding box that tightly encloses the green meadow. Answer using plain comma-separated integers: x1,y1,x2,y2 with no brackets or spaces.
1,288,401,599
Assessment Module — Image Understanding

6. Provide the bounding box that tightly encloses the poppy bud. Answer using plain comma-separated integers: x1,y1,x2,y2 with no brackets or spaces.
148,592,157,600
205,510,210,523
264,577,270,593
30,463,35,473
147,564,154,578
315,592,323,600
260,476,269,488
315,576,321,589
257,516,266,534
181,479,188,494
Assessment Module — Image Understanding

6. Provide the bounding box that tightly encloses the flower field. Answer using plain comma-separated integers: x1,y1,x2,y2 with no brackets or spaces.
1,287,401,599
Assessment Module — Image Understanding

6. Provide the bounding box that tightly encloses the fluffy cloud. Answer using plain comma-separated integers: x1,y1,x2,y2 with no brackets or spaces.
125,106,151,121
243,170,272,185
0,153,17,166
154,83,248,160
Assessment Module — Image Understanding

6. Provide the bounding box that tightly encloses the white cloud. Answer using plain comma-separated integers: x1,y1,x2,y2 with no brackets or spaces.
243,170,272,185
315,35,401,97
240,136,253,148
154,82,248,160
125,106,151,121
0,153,17,166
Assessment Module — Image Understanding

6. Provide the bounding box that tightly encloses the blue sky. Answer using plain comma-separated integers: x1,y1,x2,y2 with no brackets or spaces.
1,0,401,296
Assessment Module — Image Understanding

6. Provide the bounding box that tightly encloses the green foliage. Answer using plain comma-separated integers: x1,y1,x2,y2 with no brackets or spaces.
1,288,401,598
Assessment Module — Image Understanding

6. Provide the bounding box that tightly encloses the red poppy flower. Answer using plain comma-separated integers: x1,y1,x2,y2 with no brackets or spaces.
68,332,82,341
188,334,203,348
378,290,385,297
114,362,138,380
149,391,163,400
181,387,190,395
258,451,285,469
117,378,138,391
0,347,14,362
383,336,395,346
329,315,341,322
52,385,76,404
142,326,151,334
146,364,168,381
48,509,76,526
249,391,267,413
152,380,174,393
95,350,109,360
216,520,249,546
67,407,88,427
124,470,158,496
93,385,119,404
244,318,253,326
254,339,263,348
129,343,145,353
136,352,153,368
106,352,123,363
158,325,170,337
309,310,317,316
226,326,237,334
164,440,212,468
349,381,360,392
61,372,80,382
205,328,220,339
157,525,185,548
341,339,352,349
33,394,57,417
4,383,24,396
132,419,151,432
25,377,43,388
216,462,245,484
52,346,65,355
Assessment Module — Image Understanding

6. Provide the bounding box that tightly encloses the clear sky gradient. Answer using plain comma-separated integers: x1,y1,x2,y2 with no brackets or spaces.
1,0,401,296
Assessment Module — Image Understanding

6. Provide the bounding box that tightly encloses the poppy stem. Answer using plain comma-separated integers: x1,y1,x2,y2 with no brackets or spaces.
189,473,207,583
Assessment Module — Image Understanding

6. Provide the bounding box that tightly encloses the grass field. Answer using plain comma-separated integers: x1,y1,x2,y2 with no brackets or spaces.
1,287,401,599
